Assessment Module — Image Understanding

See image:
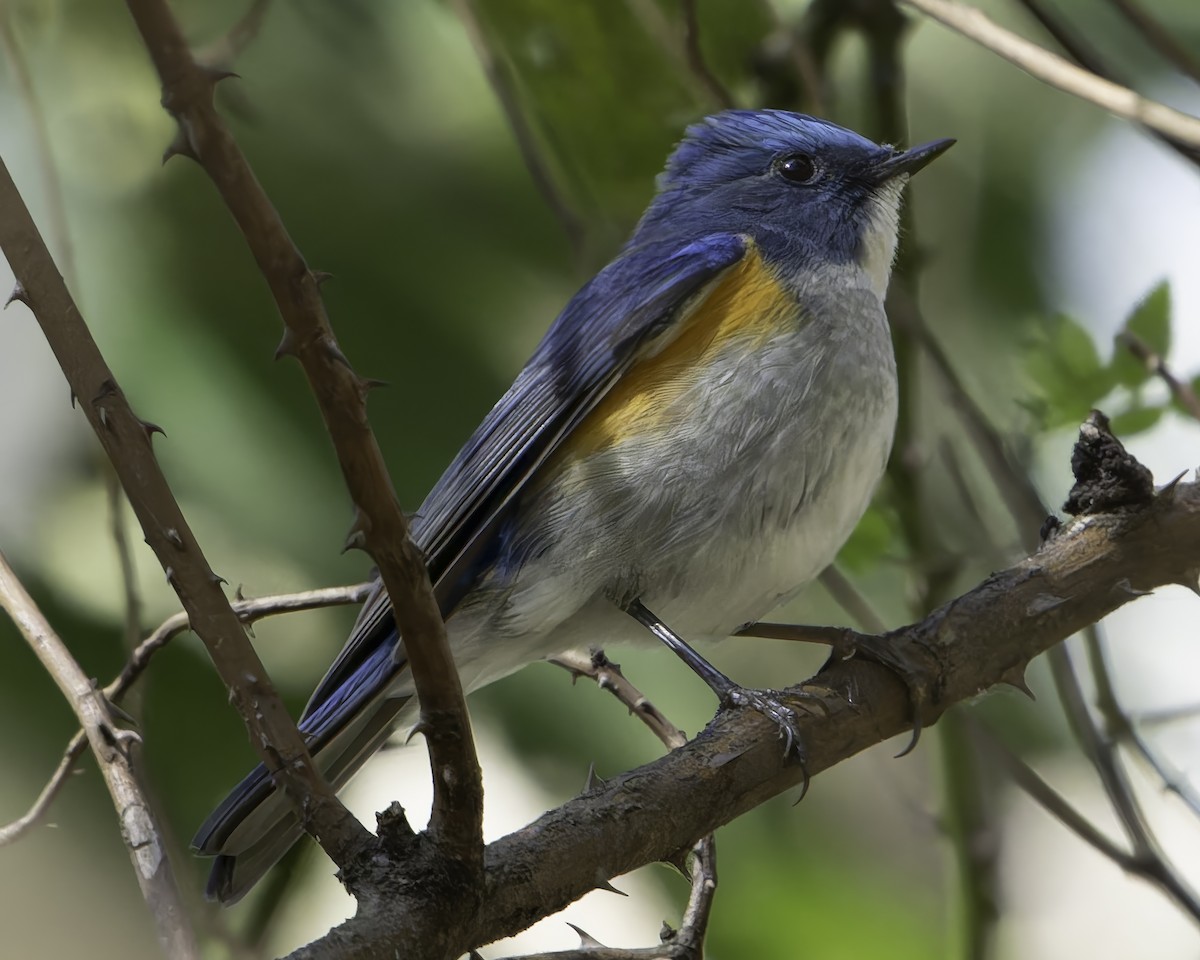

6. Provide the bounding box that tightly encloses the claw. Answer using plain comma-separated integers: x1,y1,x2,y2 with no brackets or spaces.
723,686,808,765
839,634,937,759
894,713,922,759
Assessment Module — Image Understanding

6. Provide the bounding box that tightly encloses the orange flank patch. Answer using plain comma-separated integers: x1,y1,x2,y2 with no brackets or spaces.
569,247,796,456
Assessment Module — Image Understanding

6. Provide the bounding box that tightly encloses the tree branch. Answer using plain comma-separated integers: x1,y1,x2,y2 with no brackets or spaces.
899,0,1200,147
0,552,200,958
0,151,373,879
120,0,483,875
284,452,1200,959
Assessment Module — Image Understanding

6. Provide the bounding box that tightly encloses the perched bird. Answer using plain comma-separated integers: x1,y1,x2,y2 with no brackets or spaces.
193,109,953,904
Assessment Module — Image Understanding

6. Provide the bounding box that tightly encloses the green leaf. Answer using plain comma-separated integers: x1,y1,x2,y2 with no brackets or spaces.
1108,405,1164,437
1024,314,1114,428
1109,336,1150,389
1124,280,1172,357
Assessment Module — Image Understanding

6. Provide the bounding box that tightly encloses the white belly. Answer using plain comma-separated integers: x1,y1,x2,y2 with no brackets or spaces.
445,279,898,689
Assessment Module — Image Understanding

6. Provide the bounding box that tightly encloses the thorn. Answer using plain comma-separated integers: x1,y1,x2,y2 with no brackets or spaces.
342,507,370,553
893,716,922,759
582,762,606,794
311,269,334,287
274,327,299,360
210,570,228,586
5,282,28,308
70,388,77,408
661,848,692,880
1113,578,1153,599
566,923,605,948
1158,470,1188,497
594,879,627,897
322,336,353,371
138,417,166,443
660,921,677,943
92,379,118,404
404,719,430,745
358,376,389,393
234,584,246,601
165,528,183,548
161,126,198,165
999,664,1036,700
201,65,240,86
97,406,109,428
1026,594,1068,616
102,697,139,728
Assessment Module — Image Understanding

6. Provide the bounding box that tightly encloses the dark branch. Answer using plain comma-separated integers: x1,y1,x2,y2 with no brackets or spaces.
285,454,1200,959
121,0,483,875
0,151,372,878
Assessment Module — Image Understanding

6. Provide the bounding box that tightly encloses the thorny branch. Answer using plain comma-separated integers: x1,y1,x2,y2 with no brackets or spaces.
282,421,1200,958
0,553,201,959
0,584,371,849
535,650,716,959
122,0,482,876
0,148,373,873
1119,331,1200,423
970,717,1200,924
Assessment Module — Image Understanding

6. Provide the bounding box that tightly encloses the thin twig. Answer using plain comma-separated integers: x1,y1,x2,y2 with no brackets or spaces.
758,0,826,114
1045,637,1200,923
971,716,1200,925
899,0,1200,147
0,552,201,958
448,0,588,265
0,730,86,846
0,151,373,875
0,584,371,847
1012,0,1200,166
537,651,715,959
551,650,686,749
1118,331,1200,422
1105,0,1200,86
0,1,148,699
122,0,480,872
818,566,889,634
680,0,736,108
1083,625,1200,821
0,2,76,285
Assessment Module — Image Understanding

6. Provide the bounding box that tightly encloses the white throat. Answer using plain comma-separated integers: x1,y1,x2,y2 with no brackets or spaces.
858,176,906,300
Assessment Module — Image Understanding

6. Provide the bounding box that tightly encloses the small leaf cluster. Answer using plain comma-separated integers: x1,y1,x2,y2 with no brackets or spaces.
1026,281,1194,436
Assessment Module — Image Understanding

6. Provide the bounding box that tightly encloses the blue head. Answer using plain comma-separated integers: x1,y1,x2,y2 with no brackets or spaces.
634,110,953,295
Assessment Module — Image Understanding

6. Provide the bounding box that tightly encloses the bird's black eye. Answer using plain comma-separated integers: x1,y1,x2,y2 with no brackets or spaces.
776,153,817,183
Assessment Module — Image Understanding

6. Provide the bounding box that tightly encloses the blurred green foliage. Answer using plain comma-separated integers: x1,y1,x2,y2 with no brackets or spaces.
1,0,1200,958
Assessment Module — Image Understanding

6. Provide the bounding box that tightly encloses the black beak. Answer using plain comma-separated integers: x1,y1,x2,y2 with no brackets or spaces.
875,138,956,182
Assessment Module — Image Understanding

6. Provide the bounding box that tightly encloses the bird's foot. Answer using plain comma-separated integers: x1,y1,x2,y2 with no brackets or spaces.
721,685,816,760
833,633,938,757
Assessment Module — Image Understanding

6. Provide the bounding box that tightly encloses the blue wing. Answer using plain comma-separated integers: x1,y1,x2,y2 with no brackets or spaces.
193,234,748,900
300,232,749,720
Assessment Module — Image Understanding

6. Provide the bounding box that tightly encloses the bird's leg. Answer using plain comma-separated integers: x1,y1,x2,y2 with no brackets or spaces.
624,599,815,760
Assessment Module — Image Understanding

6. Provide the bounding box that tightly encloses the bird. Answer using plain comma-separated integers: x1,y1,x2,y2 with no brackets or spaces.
193,109,953,904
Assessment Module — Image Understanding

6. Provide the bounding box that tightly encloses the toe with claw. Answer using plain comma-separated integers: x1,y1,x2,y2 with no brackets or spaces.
834,633,939,757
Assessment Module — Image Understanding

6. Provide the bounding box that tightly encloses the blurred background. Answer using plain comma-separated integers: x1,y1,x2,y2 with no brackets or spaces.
2,0,1200,957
